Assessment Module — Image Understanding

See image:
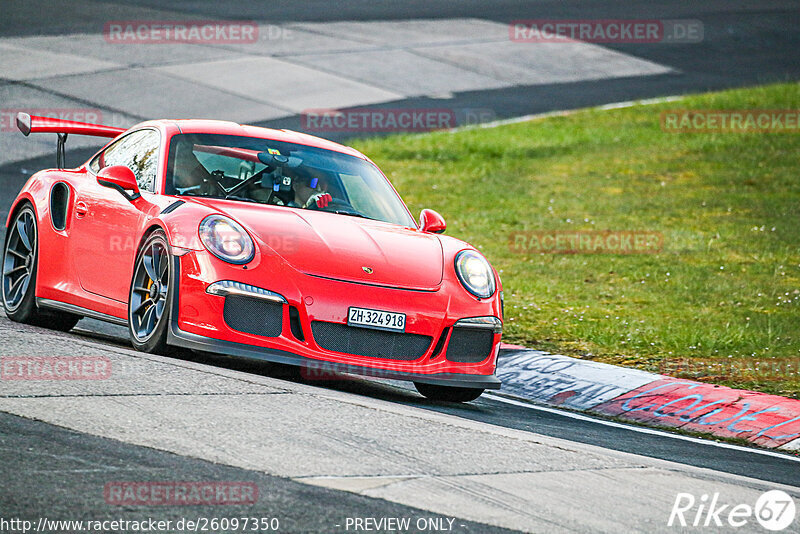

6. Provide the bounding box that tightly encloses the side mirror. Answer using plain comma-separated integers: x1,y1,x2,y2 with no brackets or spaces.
420,209,446,234
97,165,141,201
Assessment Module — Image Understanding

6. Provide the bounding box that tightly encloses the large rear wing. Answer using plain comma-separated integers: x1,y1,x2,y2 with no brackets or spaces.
16,112,127,168
16,112,126,138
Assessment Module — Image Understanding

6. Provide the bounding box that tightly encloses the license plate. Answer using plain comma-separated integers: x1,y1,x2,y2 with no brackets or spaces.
347,307,406,333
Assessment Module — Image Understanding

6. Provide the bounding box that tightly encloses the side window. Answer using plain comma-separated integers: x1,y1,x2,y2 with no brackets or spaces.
89,130,160,192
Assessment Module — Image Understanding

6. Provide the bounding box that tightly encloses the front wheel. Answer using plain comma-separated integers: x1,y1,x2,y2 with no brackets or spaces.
128,231,173,354
414,382,485,403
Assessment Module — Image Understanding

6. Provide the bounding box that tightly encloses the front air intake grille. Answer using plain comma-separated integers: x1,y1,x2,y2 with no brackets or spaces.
445,327,494,363
223,295,283,337
311,321,432,360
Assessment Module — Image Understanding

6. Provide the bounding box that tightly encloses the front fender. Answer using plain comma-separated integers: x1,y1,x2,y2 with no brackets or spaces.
154,200,217,251
154,200,276,272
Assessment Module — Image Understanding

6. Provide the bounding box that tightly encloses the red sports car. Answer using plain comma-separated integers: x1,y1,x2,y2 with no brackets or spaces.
3,113,502,402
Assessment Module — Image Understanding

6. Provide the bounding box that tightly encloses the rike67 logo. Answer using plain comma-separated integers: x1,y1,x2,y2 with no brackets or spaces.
669,490,796,531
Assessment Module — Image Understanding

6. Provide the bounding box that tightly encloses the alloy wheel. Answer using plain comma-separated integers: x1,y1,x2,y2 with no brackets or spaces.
2,210,36,312
130,240,170,341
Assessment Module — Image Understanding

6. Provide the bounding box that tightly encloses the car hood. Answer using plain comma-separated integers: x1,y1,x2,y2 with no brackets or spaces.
198,200,444,290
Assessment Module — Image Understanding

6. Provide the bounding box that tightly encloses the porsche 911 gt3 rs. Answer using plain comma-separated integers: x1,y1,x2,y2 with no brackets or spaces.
3,113,503,402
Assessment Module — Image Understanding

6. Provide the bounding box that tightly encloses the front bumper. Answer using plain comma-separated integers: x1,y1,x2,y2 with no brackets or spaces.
167,324,501,389
168,253,502,390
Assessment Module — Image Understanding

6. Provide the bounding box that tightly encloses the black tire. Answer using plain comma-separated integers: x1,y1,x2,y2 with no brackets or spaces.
128,231,173,354
414,382,485,403
2,204,80,331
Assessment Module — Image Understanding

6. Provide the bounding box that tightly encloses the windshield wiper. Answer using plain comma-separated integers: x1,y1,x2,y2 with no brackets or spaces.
332,209,374,220
224,195,260,203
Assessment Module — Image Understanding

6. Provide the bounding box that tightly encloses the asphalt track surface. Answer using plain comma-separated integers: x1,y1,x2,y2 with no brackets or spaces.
1,1,800,532
0,412,516,534
17,317,800,487
1,314,799,533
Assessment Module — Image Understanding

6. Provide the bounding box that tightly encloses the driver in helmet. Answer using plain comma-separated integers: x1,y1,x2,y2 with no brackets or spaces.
291,169,332,209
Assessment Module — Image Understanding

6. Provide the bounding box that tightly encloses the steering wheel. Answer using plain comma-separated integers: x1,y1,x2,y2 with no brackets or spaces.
309,197,371,219
307,197,348,211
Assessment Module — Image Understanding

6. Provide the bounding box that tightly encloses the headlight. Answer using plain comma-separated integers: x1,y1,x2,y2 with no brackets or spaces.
455,250,496,299
199,215,254,264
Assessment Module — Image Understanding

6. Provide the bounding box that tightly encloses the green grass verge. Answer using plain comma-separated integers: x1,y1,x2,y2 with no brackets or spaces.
350,82,800,398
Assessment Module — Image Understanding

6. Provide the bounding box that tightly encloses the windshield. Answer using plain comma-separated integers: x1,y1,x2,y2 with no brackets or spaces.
165,133,415,227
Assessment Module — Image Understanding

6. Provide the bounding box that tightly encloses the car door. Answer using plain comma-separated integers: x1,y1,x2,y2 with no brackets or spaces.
72,128,161,303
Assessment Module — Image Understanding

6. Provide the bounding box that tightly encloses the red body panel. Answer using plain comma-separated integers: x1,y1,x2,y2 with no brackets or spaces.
7,118,503,386
193,199,444,290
